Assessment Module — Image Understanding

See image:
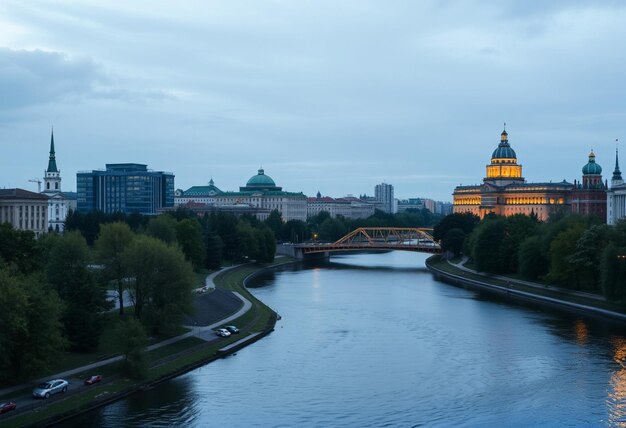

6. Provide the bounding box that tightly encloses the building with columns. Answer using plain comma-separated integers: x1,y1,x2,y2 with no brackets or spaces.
453,128,578,221
608,148,626,225
41,130,76,232
176,169,307,222
0,188,49,237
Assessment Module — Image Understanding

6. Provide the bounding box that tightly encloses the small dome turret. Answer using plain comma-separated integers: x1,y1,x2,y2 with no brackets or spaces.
582,151,602,175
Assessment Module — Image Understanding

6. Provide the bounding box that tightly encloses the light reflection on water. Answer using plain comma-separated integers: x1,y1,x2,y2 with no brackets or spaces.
66,252,626,427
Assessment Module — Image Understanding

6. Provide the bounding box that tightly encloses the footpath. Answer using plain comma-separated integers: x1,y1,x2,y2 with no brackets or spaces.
427,256,626,323
0,264,252,402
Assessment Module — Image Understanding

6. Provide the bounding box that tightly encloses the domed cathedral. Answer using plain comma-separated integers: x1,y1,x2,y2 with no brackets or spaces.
571,151,607,219
453,126,578,221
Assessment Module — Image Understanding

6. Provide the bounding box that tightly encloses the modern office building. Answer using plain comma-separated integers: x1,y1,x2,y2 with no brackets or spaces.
176,169,307,222
77,163,174,215
40,130,76,232
0,188,49,237
375,183,395,213
608,149,626,225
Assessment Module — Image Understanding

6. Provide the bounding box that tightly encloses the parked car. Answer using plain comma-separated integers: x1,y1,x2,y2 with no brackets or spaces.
215,328,231,337
84,375,103,385
0,402,16,414
225,325,239,334
32,379,69,399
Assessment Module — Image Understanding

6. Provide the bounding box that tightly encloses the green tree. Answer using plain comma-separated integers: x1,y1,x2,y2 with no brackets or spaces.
281,219,308,243
205,230,223,269
0,268,66,381
146,215,178,244
546,224,586,288
471,217,507,273
46,232,109,351
114,317,148,379
216,213,241,260
567,225,609,291
0,223,41,274
124,235,195,334
319,217,347,242
237,221,259,260
518,235,549,280
441,228,466,257
265,209,283,240
176,218,206,269
433,212,480,242
95,222,135,315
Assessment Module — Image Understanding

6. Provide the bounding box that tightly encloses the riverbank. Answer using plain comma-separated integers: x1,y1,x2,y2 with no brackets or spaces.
1,257,296,428
426,255,626,324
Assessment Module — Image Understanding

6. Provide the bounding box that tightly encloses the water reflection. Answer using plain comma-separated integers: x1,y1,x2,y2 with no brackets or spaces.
609,338,626,427
66,252,626,427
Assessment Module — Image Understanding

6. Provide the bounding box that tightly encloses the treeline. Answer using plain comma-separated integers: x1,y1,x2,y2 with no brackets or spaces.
435,212,626,301
66,208,276,267
0,222,196,382
265,208,442,244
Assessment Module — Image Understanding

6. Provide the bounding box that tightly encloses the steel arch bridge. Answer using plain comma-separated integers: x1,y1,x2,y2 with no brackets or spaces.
295,227,441,256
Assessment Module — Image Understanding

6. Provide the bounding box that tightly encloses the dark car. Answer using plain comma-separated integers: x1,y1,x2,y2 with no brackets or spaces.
0,402,16,414
84,375,103,385
225,325,239,334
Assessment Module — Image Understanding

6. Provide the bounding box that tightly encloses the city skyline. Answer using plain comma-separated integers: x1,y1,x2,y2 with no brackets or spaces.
2,2,626,201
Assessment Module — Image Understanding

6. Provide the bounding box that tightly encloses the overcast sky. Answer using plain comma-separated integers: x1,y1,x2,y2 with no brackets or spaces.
2,1,626,201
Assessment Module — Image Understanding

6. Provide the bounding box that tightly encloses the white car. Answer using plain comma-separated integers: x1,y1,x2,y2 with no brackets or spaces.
215,328,231,337
33,379,69,399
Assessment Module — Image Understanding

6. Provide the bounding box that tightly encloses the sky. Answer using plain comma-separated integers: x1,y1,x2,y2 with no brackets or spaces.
1,0,626,202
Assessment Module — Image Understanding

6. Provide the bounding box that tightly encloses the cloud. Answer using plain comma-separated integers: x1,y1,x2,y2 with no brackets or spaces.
0,48,173,110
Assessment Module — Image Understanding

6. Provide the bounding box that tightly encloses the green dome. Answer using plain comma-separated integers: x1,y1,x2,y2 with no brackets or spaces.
582,151,602,175
246,168,276,187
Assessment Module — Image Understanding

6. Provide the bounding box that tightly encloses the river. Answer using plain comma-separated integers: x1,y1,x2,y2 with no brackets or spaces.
65,252,626,427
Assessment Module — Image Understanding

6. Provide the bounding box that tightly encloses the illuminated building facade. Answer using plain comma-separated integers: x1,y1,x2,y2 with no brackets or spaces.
453,128,575,221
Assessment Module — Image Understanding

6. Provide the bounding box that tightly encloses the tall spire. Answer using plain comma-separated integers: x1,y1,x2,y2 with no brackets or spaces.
613,139,622,181
47,128,59,173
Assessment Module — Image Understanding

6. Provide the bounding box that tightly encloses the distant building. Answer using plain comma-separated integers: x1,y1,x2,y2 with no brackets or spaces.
375,183,395,213
307,192,375,219
453,128,575,221
570,151,607,219
0,188,48,237
608,148,626,225
176,169,307,222
397,198,425,213
40,130,76,232
77,163,174,215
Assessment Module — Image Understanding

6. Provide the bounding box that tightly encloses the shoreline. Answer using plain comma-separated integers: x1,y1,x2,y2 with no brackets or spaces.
4,259,297,428
425,256,626,324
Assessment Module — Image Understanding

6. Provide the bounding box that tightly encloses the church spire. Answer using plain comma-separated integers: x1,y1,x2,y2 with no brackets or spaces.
47,128,59,173
613,140,622,181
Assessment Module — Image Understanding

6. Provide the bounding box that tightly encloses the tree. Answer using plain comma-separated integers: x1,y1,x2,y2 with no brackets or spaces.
265,209,283,240
319,217,347,242
441,228,466,257
546,224,586,288
176,218,206,269
600,243,626,301
216,212,241,260
46,232,109,351
567,225,609,291
0,268,66,381
114,317,148,379
124,235,195,334
518,236,549,280
0,223,41,274
281,220,308,243
433,212,479,242
254,226,276,263
237,221,259,260
146,215,178,244
95,222,135,315
470,217,507,273
205,230,223,269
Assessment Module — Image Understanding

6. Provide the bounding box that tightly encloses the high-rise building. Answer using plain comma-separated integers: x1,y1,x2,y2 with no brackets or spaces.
375,182,395,213
41,130,76,232
77,163,174,215
608,148,626,225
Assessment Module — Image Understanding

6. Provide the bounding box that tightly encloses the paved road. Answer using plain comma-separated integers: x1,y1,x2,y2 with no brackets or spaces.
0,265,252,419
